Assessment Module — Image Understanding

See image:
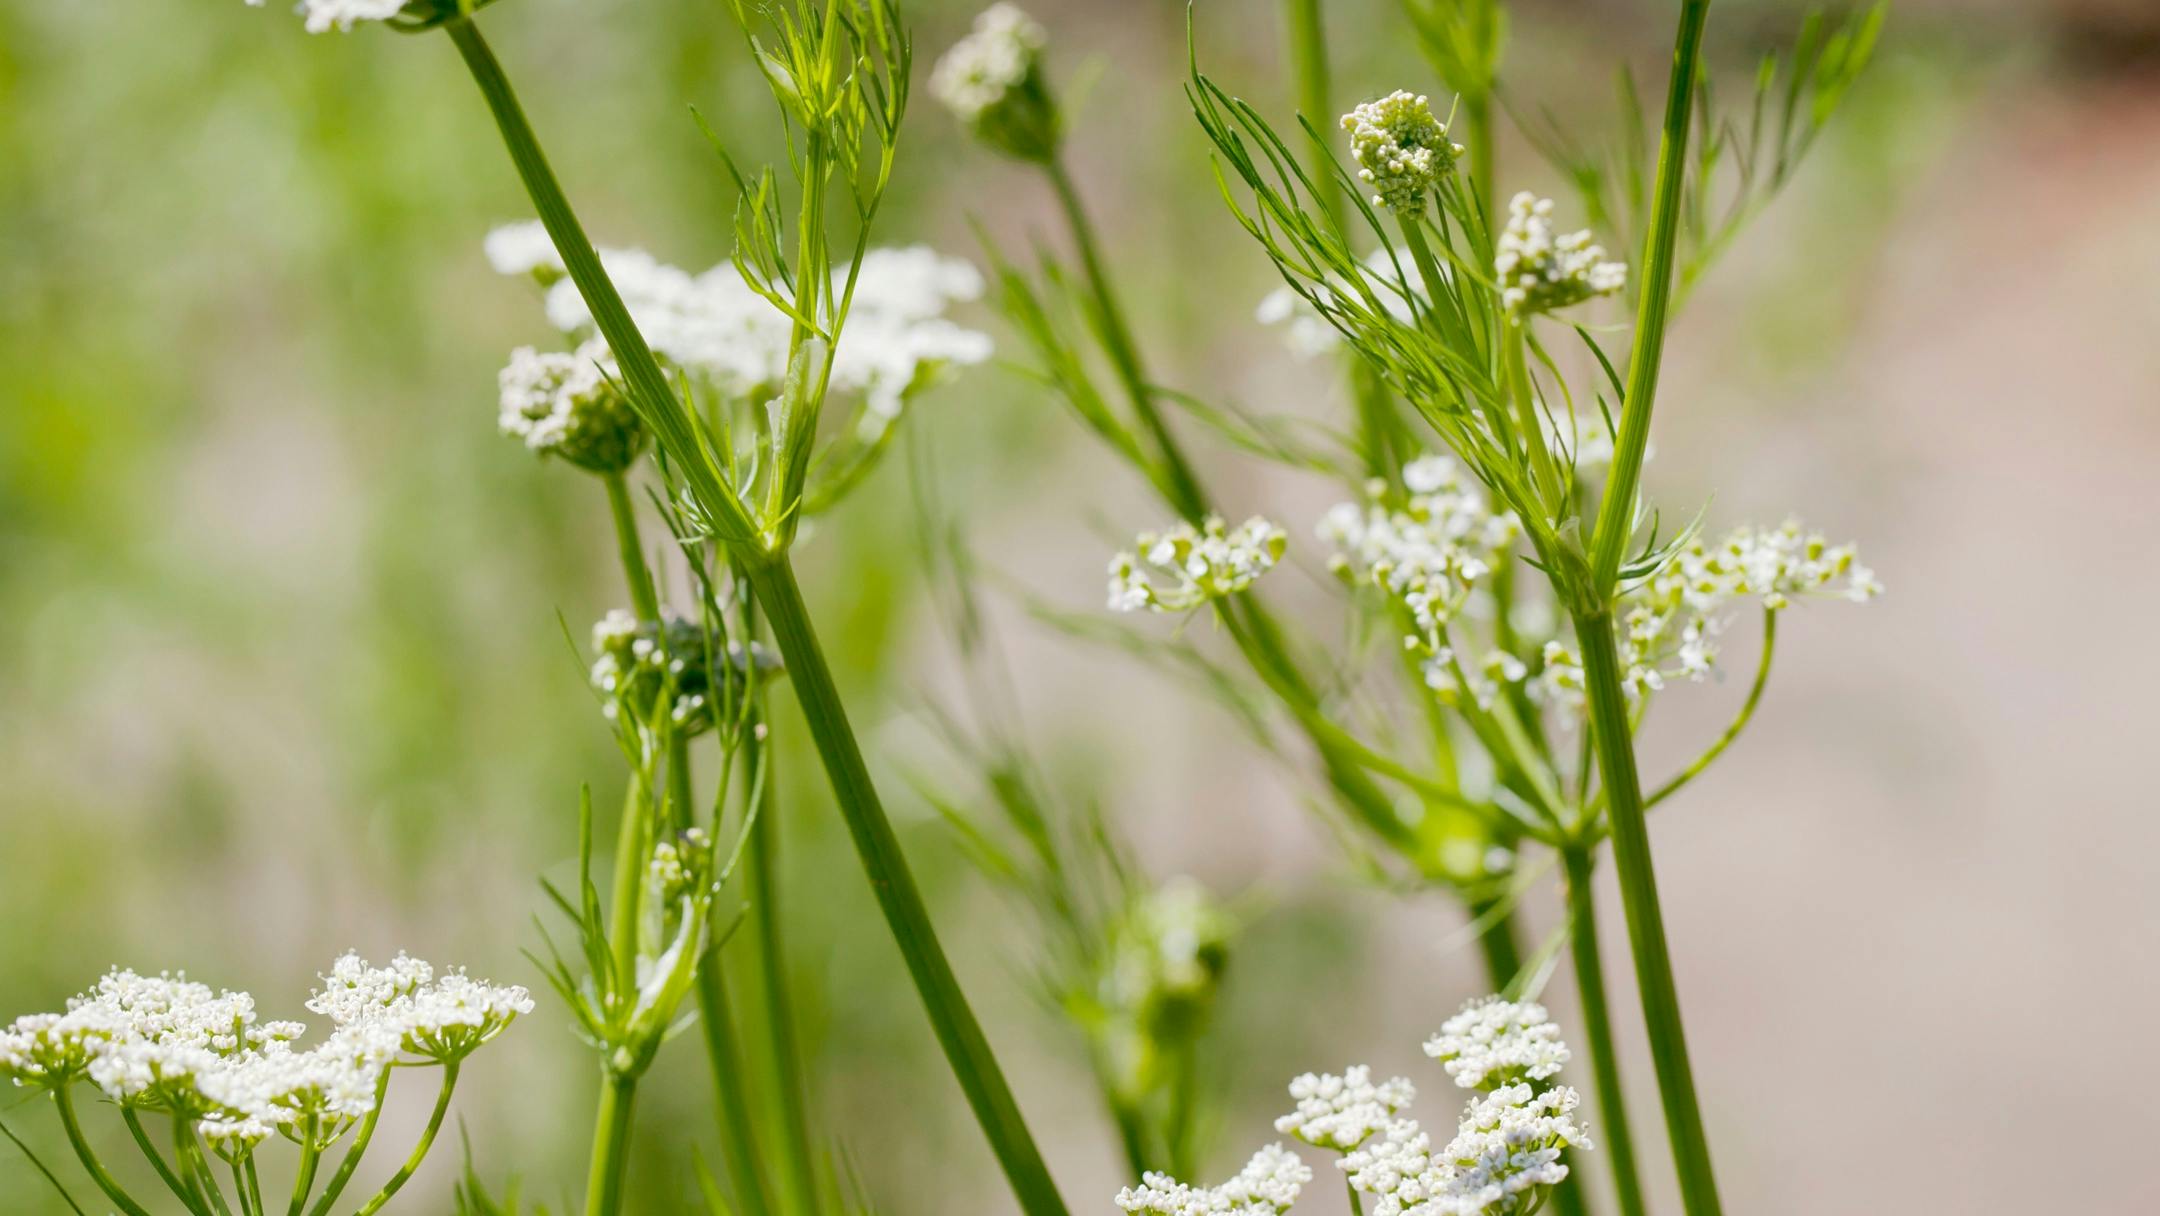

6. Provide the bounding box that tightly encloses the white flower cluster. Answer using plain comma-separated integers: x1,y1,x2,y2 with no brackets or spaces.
1537,519,1880,715
1,955,526,1151
1495,194,1627,317
1422,998,1570,1090
1116,1144,1311,1216
498,340,647,474
493,231,991,434
244,0,406,36
1276,1066,1417,1152
484,219,565,284
1340,1084,1588,1216
1342,92,1462,214
1240,999,1588,1216
1108,516,1288,614
930,4,1048,123
1318,454,1522,705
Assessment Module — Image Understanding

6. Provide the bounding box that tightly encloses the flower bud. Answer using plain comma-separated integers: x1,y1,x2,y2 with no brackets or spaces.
932,5,1062,164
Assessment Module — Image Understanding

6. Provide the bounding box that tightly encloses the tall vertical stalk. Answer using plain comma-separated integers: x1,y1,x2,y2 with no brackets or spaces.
1565,5,1723,1215
741,697,821,1216
1561,847,1647,1216
746,554,1071,1216
445,20,1071,1216
582,1074,637,1216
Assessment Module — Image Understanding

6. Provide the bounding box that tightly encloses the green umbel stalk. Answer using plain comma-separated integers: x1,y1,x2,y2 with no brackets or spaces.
1562,847,1649,1216
582,1073,637,1216
53,1088,152,1216
746,554,1070,1216
1565,4,1724,1214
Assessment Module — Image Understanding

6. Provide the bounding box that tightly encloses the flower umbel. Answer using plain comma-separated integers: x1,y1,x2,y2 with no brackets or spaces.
1341,92,1462,214
1116,1143,1311,1216
933,5,1061,162
1423,998,1571,1091
497,340,648,474
1108,516,1288,613
1495,193,1627,317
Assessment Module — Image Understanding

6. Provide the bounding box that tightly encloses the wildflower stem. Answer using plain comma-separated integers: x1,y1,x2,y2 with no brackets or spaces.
1462,92,1496,228
52,1086,153,1216
121,1106,203,1215
172,1117,232,1216
582,1072,637,1216
744,552,1071,1216
243,1158,267,1216
305,1071,388,1216
284,1113,320,1216
228,1160,255,1216
604,471,661,621
1572,608,1722,1216
352,1060,459,1216
743,701,822,1216
1042,154,1208,522
1502,325,1564,512
1641,609,1776,814
1283,0,1337,224
693,952,775,1216
1560,846,1649,1216
1586,0,1712,590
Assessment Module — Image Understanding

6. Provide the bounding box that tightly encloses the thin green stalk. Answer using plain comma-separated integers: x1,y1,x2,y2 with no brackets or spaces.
604,471,661,621
1587,0,1713,590
1561,847,1648,1216
243,1158,267,1216
743,701,820,1216
1574,609,1722,1216
173,1116,232,1216
1463,92,1496,229
1043,154,1208,522
305,1074,389,1216
285,1113,321,1216
583,1073,637,1216
353,1060,459,1216
53,1087,153,1216
745,554,1071,1216
1501,325,1564,512
229,1160,256,1216
122,1106,205,1215
694,955,775,1216
0,1114,89,1216
1283,0,1337,224
1644,609,1775,812
446,22,1068,1215
1563,5,1724,1212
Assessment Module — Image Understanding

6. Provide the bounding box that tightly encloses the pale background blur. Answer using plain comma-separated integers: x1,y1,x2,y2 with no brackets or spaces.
2,0,2156,1212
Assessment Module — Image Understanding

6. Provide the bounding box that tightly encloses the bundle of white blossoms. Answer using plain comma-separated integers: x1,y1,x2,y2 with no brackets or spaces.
1116,1143,1311,1216
1495,193,1627,317
487,223,993,440
930,3,1047,124
1108,516,1289,614
498,339,647,473
1342,92,1463,214
1319,453,1523,706
1537,518,1882,713
1245,997,1589,1216
0,954,528,1155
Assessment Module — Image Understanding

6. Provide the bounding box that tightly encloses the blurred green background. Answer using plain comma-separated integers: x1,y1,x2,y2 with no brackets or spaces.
4,0,2158,1212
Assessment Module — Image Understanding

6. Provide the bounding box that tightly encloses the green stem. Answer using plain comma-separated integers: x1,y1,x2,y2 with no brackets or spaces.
606,778,650,994
1573,609,1722,1216
305,1074,389,1216
230,1159,256,1216
604,471,661,621
745,554,1071,1216
1502,324,1564,512
1043,154,1208,523
1561,847,1649,1216
582,1073,637,1216
1463,91,1497,228
353,1061,460,1216
52,1087,152,1216
1283,0,1337,224
122,1106,205,1215
1467,891,1525,988
1643,609,1775,813
694,956,775,1216
1586,0,1713,590
284,1113,320,1216
743,701,820,1216
173,1116,232,1216
244,1158,266,1216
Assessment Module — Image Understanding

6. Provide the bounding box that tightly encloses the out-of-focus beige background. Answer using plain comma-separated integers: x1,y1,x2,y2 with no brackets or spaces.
3,0,2156,1211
